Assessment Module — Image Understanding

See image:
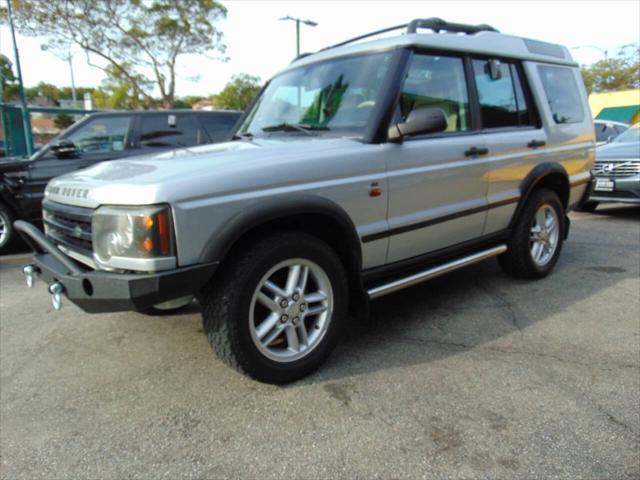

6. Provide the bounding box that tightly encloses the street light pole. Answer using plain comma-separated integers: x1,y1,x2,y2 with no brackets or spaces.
68,53,77,105
6,0,33,155
296,19,300,57
41,44,77,106
279,16,318,57
571,45,609,61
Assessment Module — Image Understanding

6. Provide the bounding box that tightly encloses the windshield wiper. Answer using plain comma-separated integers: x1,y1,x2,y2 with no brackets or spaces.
231,132,254,140
261,123,329,135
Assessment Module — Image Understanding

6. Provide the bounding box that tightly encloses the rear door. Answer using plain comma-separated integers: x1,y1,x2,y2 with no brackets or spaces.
471,57,547,235
383,51,490,264
134,113,206,154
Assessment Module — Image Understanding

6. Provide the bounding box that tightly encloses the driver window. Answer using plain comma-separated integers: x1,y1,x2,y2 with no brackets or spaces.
398,53,470,133
64,116,131,154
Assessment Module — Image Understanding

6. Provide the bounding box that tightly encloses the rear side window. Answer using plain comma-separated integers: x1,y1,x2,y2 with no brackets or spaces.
537,65,585,124
399,53,470,133
200,113,240,142
472,59,533,129
139,114,202,148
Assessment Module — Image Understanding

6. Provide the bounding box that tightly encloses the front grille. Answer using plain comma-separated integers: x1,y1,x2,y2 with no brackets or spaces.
593,159,640,178
42,200,94,256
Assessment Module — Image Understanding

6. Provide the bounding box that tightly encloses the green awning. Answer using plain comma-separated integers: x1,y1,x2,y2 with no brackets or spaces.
596,105,640,124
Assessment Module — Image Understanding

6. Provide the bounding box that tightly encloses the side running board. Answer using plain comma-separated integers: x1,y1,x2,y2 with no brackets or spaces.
367,244,507,300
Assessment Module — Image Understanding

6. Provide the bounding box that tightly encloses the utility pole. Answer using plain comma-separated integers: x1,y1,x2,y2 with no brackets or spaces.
41,44,77,106
279,16,318,57
68,54,77,105
6,0,33,155
571,45,609,61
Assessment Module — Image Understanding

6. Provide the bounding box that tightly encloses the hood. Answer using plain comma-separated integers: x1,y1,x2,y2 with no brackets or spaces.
0,155,32,174
596,141,640,160
45,136,368,208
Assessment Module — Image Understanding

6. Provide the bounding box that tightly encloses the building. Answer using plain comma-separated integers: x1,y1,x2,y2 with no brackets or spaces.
192,99,214,111
589,89,640,125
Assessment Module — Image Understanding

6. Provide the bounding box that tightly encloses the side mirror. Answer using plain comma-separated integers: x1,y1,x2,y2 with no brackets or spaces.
488,59,502,80
388,107,448,142
50,140,77,159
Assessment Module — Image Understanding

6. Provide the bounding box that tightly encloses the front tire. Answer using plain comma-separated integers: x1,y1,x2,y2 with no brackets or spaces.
499,188,565,279
0,203,16,254
199,232,348,384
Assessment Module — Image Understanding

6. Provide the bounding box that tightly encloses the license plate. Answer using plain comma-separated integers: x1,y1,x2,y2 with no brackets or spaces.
595,178,614,192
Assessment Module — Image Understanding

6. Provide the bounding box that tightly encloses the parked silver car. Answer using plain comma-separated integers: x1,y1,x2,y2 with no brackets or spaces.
16,18,595,383
579,123,640,211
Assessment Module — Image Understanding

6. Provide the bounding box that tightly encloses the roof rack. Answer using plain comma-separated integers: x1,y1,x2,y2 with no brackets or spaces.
319,17,499,53
406,17,498,34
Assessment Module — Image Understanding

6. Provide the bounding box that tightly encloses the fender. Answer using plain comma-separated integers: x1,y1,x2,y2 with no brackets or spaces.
509,162,569,229
198,194,363,269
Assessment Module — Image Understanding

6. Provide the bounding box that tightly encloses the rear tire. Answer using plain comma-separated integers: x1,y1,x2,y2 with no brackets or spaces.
0,203,16,255
499,188,565,279
576,200,599,212
198,232,348,384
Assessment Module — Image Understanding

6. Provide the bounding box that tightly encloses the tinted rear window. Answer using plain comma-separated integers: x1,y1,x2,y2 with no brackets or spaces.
473,59,534,129
537,65,585,124
139,114,202,148
200,113,241,142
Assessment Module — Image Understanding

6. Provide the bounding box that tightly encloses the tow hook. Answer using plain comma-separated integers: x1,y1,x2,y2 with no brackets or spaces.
23,265,39,288
48,282,64,311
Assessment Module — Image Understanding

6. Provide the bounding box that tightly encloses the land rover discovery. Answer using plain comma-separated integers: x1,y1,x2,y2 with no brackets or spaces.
16,18,594,383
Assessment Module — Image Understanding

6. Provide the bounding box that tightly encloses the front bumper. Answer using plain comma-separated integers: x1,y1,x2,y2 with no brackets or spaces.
14,220,218,313
588,175,640,204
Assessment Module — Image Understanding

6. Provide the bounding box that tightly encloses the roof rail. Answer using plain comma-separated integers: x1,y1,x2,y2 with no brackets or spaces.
406,17,498,34
317,18,499,53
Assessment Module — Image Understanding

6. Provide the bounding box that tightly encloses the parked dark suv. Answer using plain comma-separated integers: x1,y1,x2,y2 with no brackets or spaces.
0,109,241,252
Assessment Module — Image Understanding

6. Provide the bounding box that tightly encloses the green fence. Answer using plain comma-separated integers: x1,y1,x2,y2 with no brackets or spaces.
0,103,96,157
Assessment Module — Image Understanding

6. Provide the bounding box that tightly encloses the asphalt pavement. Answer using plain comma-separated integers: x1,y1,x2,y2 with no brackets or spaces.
1,205,639,479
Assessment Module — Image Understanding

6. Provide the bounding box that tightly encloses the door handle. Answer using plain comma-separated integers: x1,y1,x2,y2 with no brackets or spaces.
527,140,546,148
464,146,489,157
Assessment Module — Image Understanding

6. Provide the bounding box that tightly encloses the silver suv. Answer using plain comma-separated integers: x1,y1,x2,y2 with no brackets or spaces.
16,18,595,383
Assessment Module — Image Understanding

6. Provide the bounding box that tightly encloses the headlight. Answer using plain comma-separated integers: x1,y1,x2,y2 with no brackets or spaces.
92,205,175,270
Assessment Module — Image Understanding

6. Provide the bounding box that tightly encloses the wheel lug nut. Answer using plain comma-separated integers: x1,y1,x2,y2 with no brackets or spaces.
280,314,288,323
300,304,306,312
280,299,288,308
292,317,299,325
292,293,300,301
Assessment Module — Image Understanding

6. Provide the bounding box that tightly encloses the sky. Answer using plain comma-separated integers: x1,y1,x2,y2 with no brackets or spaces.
1,0,639,99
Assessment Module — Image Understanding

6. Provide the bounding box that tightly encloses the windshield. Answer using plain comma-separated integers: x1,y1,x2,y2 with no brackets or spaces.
240,52,394,137
612,123,640,143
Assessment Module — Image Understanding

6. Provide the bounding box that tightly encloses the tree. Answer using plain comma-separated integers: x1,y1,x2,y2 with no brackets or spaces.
212,74,262,110
580,46,640,94
2,0,227,108
54,113,75,130
0,54,16,84
91,64,153,110
1,54,18,101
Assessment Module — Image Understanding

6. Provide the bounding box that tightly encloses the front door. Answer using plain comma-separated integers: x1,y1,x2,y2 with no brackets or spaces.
383,52,489,264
